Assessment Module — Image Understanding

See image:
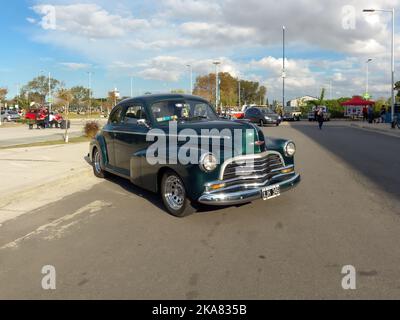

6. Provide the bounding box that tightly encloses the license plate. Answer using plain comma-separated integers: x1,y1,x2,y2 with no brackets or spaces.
262,185,281,200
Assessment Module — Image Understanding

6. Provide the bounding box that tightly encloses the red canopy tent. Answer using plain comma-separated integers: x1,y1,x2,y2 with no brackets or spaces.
340,96,375,118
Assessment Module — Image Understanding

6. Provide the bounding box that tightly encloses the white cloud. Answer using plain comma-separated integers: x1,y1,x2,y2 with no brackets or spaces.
60,62,91,70
33,3,150,39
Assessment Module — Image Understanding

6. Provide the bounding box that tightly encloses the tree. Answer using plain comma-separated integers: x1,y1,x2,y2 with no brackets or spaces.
70,86,90,112
22,76,63,104
0,88,7,101
193,72,267,108
57,88,73,143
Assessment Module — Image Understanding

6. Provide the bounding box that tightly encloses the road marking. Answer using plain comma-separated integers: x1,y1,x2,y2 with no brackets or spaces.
0,200,112,250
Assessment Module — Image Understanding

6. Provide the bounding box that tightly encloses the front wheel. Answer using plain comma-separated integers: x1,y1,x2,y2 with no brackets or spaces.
161,170,196,217
259,120,264,127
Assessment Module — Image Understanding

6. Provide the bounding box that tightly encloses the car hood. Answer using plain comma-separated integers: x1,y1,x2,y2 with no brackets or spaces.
155,119,266,157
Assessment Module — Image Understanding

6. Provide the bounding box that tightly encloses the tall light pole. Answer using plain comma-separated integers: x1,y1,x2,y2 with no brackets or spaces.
48,72,52,114
213,61,221,108
130,76,134,97
363,8,395,122
186,64,193,94
87,71,92,117
238,77,241,109
282,26,286,110
366,58,372,97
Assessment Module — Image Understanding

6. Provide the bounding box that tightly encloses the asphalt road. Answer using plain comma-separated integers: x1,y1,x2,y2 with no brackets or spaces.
0,122,399,299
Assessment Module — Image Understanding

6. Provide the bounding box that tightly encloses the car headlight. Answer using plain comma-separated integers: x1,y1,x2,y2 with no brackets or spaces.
199,153,218,172
265,116,271,120
284,141,296,157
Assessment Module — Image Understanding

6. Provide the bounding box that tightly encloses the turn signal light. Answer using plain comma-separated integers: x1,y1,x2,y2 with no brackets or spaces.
209,183,226,191
281,167,294,174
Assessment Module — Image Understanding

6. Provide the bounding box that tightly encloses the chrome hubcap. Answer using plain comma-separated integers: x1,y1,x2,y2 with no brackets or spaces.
164,176,185,210
94,150,102,174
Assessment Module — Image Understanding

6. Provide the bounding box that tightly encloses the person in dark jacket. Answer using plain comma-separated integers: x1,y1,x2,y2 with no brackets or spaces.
368,105,374,124
316,107,324,130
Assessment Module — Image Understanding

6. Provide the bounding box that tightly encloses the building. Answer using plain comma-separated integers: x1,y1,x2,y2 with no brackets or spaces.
286,96,318,109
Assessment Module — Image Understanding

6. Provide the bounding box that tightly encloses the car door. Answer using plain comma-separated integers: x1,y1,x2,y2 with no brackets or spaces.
114,103,150,175
102,106,123,168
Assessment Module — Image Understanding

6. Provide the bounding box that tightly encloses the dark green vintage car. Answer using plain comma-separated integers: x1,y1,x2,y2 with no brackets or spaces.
89,94,300,217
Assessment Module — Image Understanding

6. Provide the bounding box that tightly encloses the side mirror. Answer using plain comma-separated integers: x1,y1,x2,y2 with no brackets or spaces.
137,119,150,129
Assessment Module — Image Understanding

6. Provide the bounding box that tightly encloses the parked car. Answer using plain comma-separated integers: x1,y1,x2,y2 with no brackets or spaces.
1,110,21,122
308,106,331,121
282,108,302,121
244,107,282,126
89,94,300,217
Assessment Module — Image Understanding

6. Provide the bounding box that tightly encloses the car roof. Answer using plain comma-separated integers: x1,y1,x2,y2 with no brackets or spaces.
119,93,210,105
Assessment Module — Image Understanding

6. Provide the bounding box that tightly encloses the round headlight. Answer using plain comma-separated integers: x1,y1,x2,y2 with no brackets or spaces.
284,141,296,157
200,153,218,172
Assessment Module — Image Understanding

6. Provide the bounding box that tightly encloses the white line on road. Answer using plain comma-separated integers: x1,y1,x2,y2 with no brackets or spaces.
0,200,112,250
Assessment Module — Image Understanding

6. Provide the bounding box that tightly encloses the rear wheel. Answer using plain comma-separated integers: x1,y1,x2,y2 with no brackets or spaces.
92,147,108,179
161,170,196,217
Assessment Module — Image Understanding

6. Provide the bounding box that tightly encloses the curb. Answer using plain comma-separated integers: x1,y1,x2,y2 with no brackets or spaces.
0,165,93,210
349,124,400,139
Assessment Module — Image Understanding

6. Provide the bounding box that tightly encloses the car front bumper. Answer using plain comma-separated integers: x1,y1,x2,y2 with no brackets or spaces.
198,173,300,206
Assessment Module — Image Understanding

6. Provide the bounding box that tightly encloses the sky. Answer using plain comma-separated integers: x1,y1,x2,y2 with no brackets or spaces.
0,0,400,102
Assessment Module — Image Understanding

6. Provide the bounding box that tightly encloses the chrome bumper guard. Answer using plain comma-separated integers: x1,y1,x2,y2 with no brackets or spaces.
198,173,301,206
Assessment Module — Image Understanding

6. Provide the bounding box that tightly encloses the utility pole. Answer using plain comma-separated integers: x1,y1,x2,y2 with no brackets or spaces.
238,77,241,109
130,76,134,97
282,26,286,110
186,65,193,94
213,61,221,108
87,71,92,117
48,72,52,114
366,58,372,97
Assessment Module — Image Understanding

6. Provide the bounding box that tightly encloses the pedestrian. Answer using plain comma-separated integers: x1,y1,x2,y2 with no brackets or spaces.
317,107,324,130
368,105,374,124
362,106,368,122
380,106,386,123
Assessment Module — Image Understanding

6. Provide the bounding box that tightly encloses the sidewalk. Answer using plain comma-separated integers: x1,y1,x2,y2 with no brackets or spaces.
349,122,400,138
0,142,101,224
0,119,107,148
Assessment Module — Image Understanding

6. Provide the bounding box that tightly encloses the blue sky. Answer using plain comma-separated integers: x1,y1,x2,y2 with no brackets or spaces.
1,0,399,101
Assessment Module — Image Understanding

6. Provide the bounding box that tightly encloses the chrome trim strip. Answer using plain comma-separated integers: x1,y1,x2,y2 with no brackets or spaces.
102,129,232,139
218,151,285,180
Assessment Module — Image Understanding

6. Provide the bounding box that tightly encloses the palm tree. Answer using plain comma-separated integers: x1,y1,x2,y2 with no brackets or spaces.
57,88,73,143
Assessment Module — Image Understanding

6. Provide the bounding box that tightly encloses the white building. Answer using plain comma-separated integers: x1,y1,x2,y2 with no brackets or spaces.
286,96,318,108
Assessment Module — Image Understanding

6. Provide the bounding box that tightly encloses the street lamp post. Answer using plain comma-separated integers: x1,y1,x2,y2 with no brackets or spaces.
186,65,193,94
238,77,241,109
366,58,372,97
282,26,286,110
87,71,93,117
363,8,395,122
213,61,221,108
48,72,52,115
130,76,134,98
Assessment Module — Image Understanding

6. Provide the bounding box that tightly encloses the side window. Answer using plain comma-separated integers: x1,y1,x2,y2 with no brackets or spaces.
109,106,123,124
123,105,147,125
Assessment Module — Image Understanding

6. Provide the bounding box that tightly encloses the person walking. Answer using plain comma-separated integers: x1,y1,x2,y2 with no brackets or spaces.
317,107,324,130
368,105,374,124
380,106,386,124
362,106,368,122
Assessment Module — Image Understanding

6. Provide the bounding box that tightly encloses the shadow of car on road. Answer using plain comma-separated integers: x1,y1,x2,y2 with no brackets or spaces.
83,155,246,216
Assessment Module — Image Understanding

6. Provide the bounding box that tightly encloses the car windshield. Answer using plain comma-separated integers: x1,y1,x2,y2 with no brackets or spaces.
151,100,218,123
260,108,274,114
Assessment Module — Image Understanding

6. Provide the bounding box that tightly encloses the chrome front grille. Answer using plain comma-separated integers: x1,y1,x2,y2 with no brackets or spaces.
220,152,284,187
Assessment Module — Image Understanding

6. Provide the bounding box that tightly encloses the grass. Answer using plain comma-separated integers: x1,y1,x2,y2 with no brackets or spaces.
0,136,91,150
